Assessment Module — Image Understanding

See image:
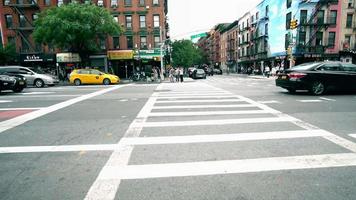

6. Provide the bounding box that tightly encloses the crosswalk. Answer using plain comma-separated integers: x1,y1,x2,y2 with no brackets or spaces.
85,82,356,200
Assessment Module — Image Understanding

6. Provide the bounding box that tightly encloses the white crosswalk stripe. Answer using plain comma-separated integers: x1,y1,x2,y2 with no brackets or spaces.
85,82,356,200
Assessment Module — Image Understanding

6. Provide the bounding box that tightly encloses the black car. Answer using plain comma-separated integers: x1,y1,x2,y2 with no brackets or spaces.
276,62,356,95
0,74,27,93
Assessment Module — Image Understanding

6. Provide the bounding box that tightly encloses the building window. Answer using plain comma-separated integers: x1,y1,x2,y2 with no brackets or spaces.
153,0,158,5
126,36,133,49
344,35,351,49
124,0,131,6
330,10,337,24
125,15,132,29
32,14,38,24
5,15,13,28
265,23,268,35
300,10,307,24
19,14,26,27
140,36,147,49
287,0,292,8
153,15,160,27
317,10,324,24
285,33,289,49
348,0,354,8
256,12,259,20
139,0,145,6
113,37,120,49
21,37,29,52
84,0,90,4
7,36,15,45
286,12,291,29
265,5,269,17
45,0,50,5
139,15,146,28
154,36,160,48
328,32,335,47
299,31,306,45
316,32,323,46
113,15,118,23
100,38,106,50
57,0,63,6
346,14,353,28
111,0,118,7
97,0,103,6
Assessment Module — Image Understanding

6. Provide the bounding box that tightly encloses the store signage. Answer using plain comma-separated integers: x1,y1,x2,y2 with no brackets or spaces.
56,53,81,63
134,48,162,59
23,55,43,62
107,50,134,60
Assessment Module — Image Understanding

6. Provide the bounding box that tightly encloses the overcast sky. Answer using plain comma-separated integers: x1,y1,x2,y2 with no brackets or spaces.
168,0,262,40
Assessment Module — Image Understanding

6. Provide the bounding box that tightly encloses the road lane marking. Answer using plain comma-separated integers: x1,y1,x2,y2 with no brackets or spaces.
84,84,161,200
257,100,281,104
155,95,236,99
0,84,129,134
319,97,336,102
0,107,44,111
0,100,13,103
153,104,256,109
121,130,332,145
156,93,231,97
148,110,273,117
0,144,118,154
140,117,297,127
156,99,243,103
0,95,81,98
350,134,356,139
297,100,323,103
99,153,356,180
21,92,55,95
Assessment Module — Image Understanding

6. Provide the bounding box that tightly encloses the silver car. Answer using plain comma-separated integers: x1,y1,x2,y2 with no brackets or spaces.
0,66,59,88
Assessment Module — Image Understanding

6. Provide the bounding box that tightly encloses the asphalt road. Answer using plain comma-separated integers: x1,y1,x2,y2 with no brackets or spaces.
0,75,356,200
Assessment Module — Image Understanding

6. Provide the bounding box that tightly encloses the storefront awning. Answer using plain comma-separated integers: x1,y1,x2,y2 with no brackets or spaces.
134,49,162,60
56,53,81,63
107,50,134,60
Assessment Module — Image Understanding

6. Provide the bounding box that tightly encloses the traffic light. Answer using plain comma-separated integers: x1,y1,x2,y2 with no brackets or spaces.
290,19,298,30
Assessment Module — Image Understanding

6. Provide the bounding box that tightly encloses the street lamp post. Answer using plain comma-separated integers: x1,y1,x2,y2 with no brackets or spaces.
160,26,164,80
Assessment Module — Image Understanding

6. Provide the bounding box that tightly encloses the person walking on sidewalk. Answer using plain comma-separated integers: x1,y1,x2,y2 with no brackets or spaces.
264,65,270,78
179,67,184,82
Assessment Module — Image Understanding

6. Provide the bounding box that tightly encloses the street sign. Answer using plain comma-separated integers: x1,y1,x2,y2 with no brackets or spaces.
190,33,207,40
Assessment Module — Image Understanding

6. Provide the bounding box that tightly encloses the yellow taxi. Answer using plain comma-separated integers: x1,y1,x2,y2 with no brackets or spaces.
69,69,120,86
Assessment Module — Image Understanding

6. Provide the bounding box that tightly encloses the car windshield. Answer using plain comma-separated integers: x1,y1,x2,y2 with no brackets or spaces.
197,69,204,73
291,63,321,70
30,68,46,74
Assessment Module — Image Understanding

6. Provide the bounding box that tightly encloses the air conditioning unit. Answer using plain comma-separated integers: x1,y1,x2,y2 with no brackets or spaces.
97,0,103,6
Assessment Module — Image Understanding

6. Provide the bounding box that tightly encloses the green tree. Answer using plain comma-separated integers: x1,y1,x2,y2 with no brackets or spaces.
0,44,17,65
33,3,122,64
172,39,203,69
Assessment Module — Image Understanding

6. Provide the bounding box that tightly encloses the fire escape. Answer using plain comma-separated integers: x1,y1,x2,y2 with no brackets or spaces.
297,0,338,54
7,0,40,53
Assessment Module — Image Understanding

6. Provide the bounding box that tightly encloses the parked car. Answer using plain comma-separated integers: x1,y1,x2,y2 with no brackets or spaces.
206,67,214,76
188,67,196,78
0,66,59,88
0,74,27,93
275,61,356,95
213,68,223,75
69,69,120,86
192,69,206,79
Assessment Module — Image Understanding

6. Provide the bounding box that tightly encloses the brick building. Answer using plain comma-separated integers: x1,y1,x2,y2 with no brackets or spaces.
0,0,169,78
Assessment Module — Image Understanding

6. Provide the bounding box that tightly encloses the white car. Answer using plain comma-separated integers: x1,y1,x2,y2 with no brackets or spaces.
0,66,59,88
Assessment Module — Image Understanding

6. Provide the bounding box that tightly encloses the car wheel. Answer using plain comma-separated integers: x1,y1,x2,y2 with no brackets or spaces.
103,78,111,85
34,79,44,88
13,87,24,93
74,79,81,86
310,81,325,95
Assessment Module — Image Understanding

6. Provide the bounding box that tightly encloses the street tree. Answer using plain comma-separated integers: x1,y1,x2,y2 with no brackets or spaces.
33,3,122,64
172,39,203,69
0,44,17,65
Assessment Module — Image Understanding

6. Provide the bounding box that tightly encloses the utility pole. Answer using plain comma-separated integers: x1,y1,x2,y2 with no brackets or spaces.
160,26,165,80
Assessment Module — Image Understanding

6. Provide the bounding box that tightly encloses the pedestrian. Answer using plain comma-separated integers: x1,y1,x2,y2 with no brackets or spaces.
175,68,180,82
153,67,158,82
169,67,175,83
179,67,184,82
264,65,270,78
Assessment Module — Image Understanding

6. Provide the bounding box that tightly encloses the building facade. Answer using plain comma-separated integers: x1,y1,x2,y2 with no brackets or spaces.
225,20,239,73
0,0,169,78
